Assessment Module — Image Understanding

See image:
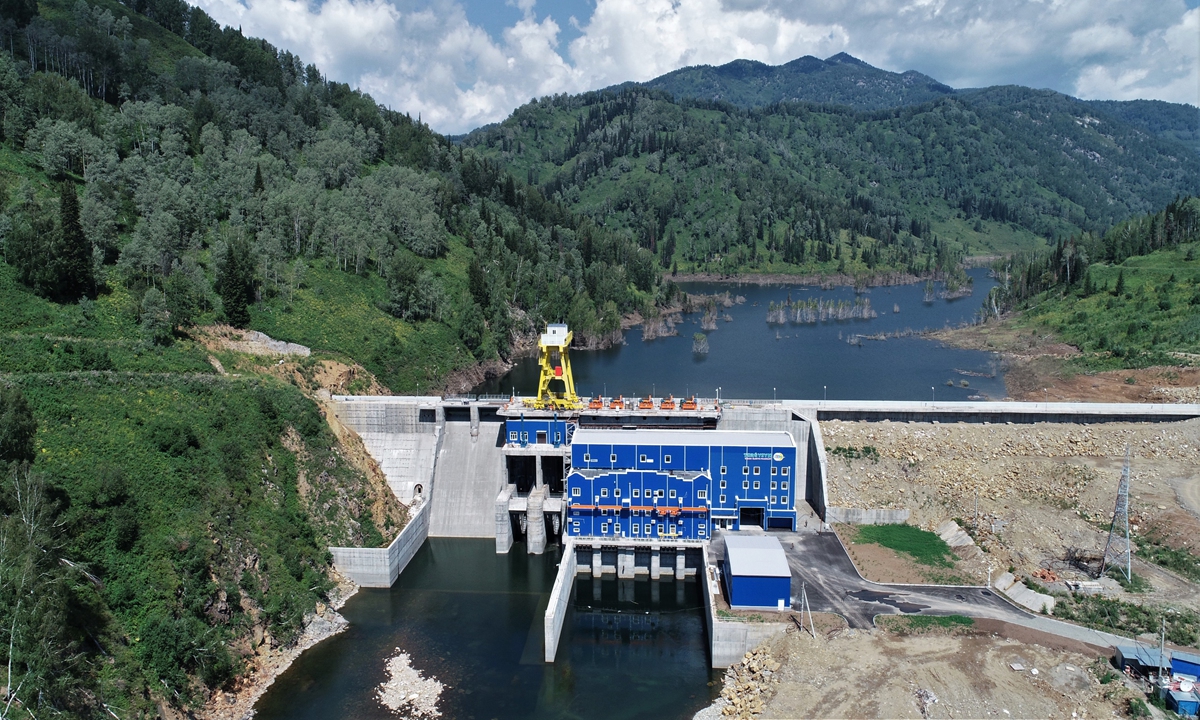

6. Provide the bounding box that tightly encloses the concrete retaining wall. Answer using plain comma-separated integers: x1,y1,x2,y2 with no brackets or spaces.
329,501,429,587
825,507,911,525
330,397,442,503
701,544,788,668
804,415,829,520
544,537,577,662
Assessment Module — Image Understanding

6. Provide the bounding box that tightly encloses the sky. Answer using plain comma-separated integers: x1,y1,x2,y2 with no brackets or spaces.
193,0,1200,134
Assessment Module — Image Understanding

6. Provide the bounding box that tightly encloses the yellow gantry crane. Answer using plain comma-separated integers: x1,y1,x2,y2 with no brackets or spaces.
529,323,582,410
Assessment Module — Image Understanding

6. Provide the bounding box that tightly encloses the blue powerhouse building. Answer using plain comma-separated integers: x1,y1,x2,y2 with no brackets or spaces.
565,429,799,540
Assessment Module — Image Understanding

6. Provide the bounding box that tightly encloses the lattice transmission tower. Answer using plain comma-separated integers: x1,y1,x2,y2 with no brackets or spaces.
1100,446,1132,582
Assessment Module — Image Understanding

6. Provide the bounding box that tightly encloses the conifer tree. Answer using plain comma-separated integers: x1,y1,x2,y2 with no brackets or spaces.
46,182,93,302
0,384,37,464
217,237,255,328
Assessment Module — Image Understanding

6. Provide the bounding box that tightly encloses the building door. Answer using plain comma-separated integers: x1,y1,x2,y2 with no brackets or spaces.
739,507,764,529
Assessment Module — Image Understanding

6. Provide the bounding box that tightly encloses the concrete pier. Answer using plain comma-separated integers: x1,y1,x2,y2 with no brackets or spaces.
527,485,546,554
544,537,577,662
494,485,514,553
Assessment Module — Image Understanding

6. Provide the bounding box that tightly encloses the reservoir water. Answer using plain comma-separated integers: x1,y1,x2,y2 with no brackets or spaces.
254,539,717,719
479,269,1005,401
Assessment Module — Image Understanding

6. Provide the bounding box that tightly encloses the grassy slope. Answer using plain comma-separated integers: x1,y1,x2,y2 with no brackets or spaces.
1013,241,1200,368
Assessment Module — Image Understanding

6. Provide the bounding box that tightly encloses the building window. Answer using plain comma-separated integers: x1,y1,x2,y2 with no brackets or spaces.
509,432,518,442
521,432,529,442
572,487,581,497
669,489,677,499
610,454,617,463
781,496,788,505
655,490,664,498
697,490,707,499
771,467,778,476
771,481,778,490
632,524,640,535
781,481,789,490
742,466,749,475
603,523,610,534
601,508,608,516
601,488,608,497
658,524,665,535
583,453,591,462
572,521,579,532
555,432,562,443
753,466,761,475
720,494,726,503
720,480,726,489
640,454,648,463
645,524,653,535
720,465,727,475
742,480,749,490
771,496,777,504
698,526,706,536
663,454,672,463
782,467,790,476
633,489,640,498
753,481,760,490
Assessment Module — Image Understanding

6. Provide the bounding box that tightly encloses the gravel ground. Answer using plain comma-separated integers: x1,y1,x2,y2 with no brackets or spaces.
377,650,445,718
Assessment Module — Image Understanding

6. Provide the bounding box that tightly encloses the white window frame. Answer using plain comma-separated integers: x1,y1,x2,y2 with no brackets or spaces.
600,488,608,497
697,490,707,499
781,481,789,490
640,454,648,463
781,496,788,506
632,489,640,498
753,466,761,476
583,453,591,462
572,487,581,497
742,480,750,490
657,524,665,535
771,481,778,490
663,454,672,463
655,490,664,498
669,489,677,499
614,488,621,498
742,466,750,475
610,454,617,463
509,431,518,442
753,481,760,490
782,467,790,476
719,494,726,503
771,467,778,476
632,524,640,535
720,465,727,475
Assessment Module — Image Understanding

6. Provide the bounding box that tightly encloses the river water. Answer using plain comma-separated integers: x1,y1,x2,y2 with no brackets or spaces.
254,539,717,719
480,269,1005,401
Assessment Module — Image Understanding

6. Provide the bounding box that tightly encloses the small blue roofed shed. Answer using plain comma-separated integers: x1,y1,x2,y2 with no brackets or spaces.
1173,651,1200,679
723,535,791,609
1167,690,1199,718
1115,645,1168,673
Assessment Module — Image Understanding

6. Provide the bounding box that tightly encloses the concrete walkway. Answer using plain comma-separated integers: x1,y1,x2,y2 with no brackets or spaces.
428,421,506,538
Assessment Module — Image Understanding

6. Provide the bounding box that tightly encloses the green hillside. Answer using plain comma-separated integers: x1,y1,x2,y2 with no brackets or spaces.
465,86,1200,279
983,197,1200,367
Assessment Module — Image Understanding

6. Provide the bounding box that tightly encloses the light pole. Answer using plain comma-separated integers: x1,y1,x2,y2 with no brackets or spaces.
931,386,935,402
773,387,776,402
823,385,827,401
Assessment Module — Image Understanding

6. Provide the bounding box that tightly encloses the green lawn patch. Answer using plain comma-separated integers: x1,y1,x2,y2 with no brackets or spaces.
878,614,975,634
855,523,956,568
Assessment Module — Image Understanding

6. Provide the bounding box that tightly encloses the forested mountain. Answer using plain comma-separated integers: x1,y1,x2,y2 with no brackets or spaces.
637,54,1198,153
465,85,1200,278
639,53,955,110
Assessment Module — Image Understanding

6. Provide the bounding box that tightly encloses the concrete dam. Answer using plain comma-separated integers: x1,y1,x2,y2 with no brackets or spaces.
325,324,1200,666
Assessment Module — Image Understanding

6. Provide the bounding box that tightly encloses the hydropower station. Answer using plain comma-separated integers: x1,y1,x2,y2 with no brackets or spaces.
324,323,1200,667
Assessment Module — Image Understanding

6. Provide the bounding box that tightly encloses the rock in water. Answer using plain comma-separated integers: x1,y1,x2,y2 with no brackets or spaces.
377,650,445,718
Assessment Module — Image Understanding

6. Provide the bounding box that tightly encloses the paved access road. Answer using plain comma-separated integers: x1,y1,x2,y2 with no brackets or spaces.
712,530,1131,649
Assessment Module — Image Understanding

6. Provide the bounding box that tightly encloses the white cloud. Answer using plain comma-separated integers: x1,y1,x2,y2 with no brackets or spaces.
191,0,1200,134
